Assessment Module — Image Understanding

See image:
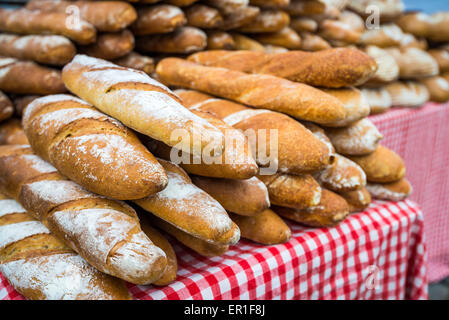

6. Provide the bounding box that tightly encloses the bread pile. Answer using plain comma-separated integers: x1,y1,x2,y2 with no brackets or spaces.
0,0,419,300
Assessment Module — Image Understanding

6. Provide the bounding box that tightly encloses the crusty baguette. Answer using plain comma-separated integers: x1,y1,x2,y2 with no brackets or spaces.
0,145,168,285
366,178,412,201
229,209,291,244
360,24,404,48
149,215,229,257
79,30,134,60
191,176,270,216
185,4,223,29
324,118,383,156
299,32,331,51
286,0,327,16
62,55,225,158
188,48,377,88
362,88,392,115
220,5,260,30
0,8,96,45
157,58,346,125
420,76,449,103
0,192,132,300
231,33,266,51
251,27,302,49
0,119,29,145
132,4,186,36
347,145,406,183
428,49,449,74
134,159,240,246
290,16,318,33
237,10,290,33
165,0,199,6
337,187,371,213
364,46,399,84
12,95,40,117
0,34,76,66
23,94,167,200
273,189,350,227
385,81,430,108
318,19,361,44
0,57,66,95
204,0,249,14
144,108,258,180
387,47,439,79
250,0,290,8
26,0,137,32
258,173,322,209
138,213,177,286
206,31,236,50
136,26,207,54
175,89,331,174
0,90,13,123
113,52,155,74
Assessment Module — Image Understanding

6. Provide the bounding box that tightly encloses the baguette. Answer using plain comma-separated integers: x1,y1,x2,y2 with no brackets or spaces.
206,31,236,50
366,178,412,201
385,81,430,108
219,5,260,30
0,57,66,95
299,32,331,51
204,0,249,14
0,192,132,300
347,145,406,183
138,213,177,286
188,48,377,88
191,176,270,216
157,58,346,125
149,215,229,257
134,159,241,246
231,33,266,51
0,119,29,145
0,34,76,66
387,47,439,79
229,209,291,245
113,52,155,74
360,24,403,48
165,0,199,6
0,145,168,285
273,189,350,227
364,46,399,84
250,0,290,8
175,89,331,174
362,88,392,115
132,5,186,36
290,17,318,33
26,0,137,32
136,27,207,54
324,118,383,156
0,90,13,123
337,187,371,213
258,173,322,209
428,49,449,74
0,8,96,45
251,27,302,49
62,55,225,158
12,95,39,117
185,4,223,29
23,94,168,200
420,76,449,103
264,44,288,53
318,19,362,44
237,10,290,33
286,0,327,16
79,30,134,60
348,0,404,20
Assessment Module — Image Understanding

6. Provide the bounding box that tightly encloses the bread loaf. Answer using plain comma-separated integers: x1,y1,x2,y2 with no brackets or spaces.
273,189,350,227
428,49,449,73
188,48,377,88
26,0,137,32
360,24,404,48
364,46,399,84
157,58,346,125
385,81,430,108
132,5,186,36
0,145,168,285
0,91,13,123
0,34,76,66
113,52,155,75
191,176,270,216
237,10,290,33
0,8,96,45
206,31,236,50
250,0,289,8
23,94,168,200
175,89,331,175
348,145,406,183
79,30,135,60
220,5,260,30
299,32,331,51
362,88,392,115
337,187,371,213
0,57,66,95
290,17,318,33
229,209,291,245
165,0,199,6
420,76,449,103
366,178,412,201
251,27,302,49
231,33,266,51
62,55,225,158
0,192,132,300
185,4,223,29
0,119,29,145
387,47,439,79
134,159,240,246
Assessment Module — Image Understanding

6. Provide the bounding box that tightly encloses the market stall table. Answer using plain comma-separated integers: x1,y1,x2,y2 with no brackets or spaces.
0,200,427,300
370,102,449,283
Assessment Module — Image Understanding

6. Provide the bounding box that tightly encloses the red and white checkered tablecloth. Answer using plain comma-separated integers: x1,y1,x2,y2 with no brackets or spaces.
370,102,449,283
0,200,428,300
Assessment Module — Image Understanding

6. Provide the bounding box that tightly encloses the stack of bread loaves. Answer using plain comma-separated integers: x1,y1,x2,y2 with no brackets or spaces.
0,1,415,300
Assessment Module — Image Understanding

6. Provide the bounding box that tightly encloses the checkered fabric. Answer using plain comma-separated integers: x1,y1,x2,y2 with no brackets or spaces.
370,102,449,283
0,200,428,300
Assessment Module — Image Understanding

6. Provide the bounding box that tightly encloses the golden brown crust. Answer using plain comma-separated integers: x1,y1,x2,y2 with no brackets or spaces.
185,4,223,29
0,8,96,45
420,76,449,103
428,49,449,73
229,209,291,245
366,178,412,201
348,145,406,183
319,19,362,44
251,27,302,49
0,119,29,145
290,17,318,33
362,88,392,115
250,0,289,8
26,0,137,32
337,187,371,213
191,176,270,216
231,33,266,51
387,47,439,79
113,52,155,74
385,81,430,107
157,58,346,125
273,189,350,227
238,10,290,33
22,94,168,200
132,5,186,36
299,32,331,51
206,31,236,50
0,91,13,123
79,30,134,60
188,48,377,88
0,58,66,95
165,0,199,6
